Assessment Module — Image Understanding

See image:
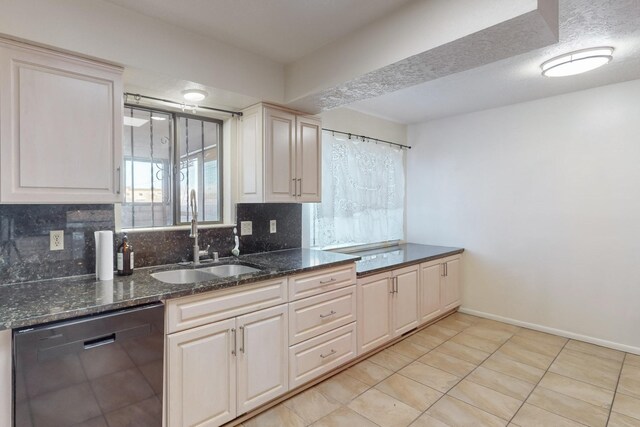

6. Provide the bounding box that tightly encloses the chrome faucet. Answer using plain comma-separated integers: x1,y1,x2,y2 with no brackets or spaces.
189,189,200,264
189,189,209,265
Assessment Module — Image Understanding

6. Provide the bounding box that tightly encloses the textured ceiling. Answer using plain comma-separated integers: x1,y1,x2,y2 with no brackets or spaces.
104,0,412,63
349,0,640,124
287,7,558,113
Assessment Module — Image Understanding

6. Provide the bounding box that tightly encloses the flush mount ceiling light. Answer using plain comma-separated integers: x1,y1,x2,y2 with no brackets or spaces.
541,47,614,77
182,89,208,102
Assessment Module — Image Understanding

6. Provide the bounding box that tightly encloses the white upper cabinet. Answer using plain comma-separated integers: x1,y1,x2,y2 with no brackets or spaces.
295,116,322,202
0,38,123,203
237,103,321,203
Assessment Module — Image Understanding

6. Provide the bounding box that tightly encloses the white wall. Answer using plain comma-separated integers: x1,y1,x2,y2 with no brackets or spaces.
0,0,283,102
320,107,407,144
407,78,640,352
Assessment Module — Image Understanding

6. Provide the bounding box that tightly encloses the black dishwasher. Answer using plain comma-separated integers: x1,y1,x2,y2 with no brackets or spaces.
13,303,164,427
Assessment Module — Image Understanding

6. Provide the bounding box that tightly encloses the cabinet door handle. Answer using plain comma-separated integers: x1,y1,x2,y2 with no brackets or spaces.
441,264,446,277
320,278,336,284
239,326,245,354
389,278,395,294
395,277,399,293
292,178,296,196
297,178,302,196
116,167,121,194
445,263,448,277
231,328,237,356
319,310,336,319
320,349,336,359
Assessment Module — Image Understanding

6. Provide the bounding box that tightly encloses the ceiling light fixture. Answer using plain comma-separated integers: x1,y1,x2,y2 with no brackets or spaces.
541,47,614,77
182,89,208,102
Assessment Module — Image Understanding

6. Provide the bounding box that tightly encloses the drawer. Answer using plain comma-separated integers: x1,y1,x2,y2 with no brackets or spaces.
166,278,287,333
288,263,356,301
289,285,356,345
288,322,357,389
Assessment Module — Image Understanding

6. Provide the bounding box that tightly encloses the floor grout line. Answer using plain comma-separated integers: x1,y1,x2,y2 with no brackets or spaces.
605,352,627,427
509,340,573,423
247,314,637,427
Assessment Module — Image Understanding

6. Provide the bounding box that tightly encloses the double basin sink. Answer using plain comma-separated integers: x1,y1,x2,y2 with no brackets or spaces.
151,263,261,285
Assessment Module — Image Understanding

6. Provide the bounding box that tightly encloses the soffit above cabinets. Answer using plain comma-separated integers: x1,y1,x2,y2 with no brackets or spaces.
349,0,640,123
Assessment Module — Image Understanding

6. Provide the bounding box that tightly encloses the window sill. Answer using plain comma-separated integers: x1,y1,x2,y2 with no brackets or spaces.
121,223,235,233
313,240,404,254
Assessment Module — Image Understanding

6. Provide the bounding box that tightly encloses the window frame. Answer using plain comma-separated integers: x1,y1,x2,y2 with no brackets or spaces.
122,104,224,229
174,111,224,225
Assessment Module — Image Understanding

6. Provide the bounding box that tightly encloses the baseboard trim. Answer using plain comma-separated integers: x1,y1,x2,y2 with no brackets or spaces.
459,307,640,356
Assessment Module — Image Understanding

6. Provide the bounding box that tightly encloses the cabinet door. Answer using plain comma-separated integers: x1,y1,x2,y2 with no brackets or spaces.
0,330,10,427
419,262,442,324
0,40,123,203
236,305,288,414
392,265,419,336
357,273,393,354
295,116,321,203
264,107,296,202
237,105,263,203
167,319,236,427
442,258,461,311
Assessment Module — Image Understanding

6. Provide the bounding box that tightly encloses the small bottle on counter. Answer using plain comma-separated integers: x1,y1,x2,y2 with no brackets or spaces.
116,235,134,276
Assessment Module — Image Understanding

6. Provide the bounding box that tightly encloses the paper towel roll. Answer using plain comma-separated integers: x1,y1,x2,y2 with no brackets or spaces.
95,230,114,281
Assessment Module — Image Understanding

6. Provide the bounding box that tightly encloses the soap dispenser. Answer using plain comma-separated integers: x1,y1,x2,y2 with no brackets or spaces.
231,227,240,257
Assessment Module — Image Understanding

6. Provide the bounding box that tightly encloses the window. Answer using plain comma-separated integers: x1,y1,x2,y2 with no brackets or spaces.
309,131,405,249
122,106,222,228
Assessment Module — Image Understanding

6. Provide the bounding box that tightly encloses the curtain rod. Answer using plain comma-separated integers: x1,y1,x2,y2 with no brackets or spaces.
322,128,411,150
123,92,243,117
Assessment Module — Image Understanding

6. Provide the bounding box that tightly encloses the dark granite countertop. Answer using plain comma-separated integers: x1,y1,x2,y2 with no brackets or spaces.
351,243,464,276
0,248,359,331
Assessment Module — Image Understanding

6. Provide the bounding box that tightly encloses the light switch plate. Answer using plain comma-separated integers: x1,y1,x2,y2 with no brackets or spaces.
50,230,64,251
240,221,252,236
270,220,277,234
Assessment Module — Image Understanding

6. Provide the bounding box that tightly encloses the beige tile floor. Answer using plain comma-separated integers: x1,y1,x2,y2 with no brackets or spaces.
241,313,640,427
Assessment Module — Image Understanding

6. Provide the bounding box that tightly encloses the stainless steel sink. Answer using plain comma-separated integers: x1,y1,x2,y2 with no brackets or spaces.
151,269,217,284
199,264,261,277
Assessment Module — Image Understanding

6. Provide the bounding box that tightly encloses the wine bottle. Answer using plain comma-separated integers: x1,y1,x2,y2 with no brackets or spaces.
116,235,134,276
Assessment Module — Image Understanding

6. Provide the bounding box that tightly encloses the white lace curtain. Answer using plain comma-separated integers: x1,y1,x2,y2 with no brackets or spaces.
311,131,405,248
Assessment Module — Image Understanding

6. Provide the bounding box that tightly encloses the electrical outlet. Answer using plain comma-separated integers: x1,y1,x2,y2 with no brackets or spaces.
240,221,252,236
270,220,277,234
50,230,64,251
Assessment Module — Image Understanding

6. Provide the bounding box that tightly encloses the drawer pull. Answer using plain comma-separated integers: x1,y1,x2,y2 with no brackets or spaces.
320,349,336,359
319,310,336,319
320,278,336,284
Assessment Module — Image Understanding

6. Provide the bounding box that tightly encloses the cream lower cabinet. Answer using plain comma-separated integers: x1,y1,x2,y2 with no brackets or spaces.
419,255,462,324
236,305,289,414
167,318,237,427
357,265,419,355
167,303,288,427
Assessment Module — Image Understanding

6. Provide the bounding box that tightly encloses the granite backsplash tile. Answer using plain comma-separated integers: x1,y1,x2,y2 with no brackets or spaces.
116,226,236,267
0,203,302,285
236,203,302,254
0,205,114,284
